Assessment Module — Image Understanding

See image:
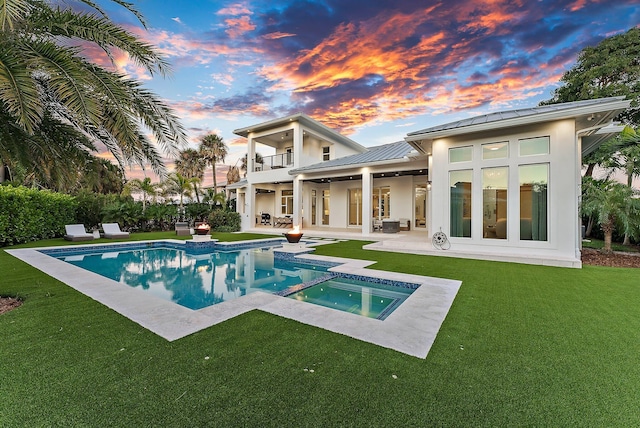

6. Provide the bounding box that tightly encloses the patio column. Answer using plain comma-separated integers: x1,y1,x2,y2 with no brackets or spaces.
293,176,303,229
246,183,255,230
362,168,372,234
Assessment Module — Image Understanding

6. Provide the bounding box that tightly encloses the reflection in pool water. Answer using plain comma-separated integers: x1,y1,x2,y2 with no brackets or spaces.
58,247,328,310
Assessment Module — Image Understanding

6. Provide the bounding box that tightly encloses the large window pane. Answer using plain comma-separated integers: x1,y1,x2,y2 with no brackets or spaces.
482,167,508,239
519,136,549,156
449,146,473,163
311,190,317,225
482,142,508,160
520,164,548,241
372,187,390,219
281,190,293,214
450,170,472,237
348,189,362,226
322,190,330,225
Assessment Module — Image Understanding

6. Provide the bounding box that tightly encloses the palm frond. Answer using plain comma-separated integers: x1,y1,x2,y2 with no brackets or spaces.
0,0,31,31
33,8,169,76
0,38,43,133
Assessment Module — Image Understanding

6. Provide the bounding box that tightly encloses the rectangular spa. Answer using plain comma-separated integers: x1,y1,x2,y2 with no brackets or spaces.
286,277,415,320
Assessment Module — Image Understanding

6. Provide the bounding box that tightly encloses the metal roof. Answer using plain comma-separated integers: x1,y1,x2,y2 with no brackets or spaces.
407,97,629,137
290,141,415,174
233,112,366,152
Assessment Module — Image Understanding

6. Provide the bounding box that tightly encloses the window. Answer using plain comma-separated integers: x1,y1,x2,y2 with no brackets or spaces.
348,189,362,226
519,164,548,241
482,142,508,160
450,170,472,237
281,190,293,215
449,146,472,163
519,136,549,156
311,190,317,225
322,190,330,225
322,146,330,161
482,167,508,239
372,187,390,219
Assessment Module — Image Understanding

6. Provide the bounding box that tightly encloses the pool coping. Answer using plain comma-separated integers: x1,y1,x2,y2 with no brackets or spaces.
6,239,461,359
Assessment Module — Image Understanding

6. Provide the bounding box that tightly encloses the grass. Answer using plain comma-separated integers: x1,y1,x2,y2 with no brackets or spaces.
2,234,640,426
582,237,640,252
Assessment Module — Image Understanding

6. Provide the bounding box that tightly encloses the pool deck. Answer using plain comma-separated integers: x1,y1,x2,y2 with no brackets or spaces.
6,239,461,359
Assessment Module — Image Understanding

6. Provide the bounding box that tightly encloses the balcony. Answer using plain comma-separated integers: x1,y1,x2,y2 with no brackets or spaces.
253,152,294,172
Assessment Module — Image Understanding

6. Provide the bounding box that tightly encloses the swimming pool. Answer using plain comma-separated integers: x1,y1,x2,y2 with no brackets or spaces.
10,239,462,357
51,245,330,310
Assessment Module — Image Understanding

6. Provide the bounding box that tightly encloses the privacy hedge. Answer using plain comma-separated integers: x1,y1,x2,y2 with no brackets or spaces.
0,186,76,246
209,210,241,232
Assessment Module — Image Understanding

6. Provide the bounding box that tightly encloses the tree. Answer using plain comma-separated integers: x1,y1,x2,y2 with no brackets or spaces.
581,177,640,252
123,177,158,212
0,0,187,180
199,134,228,192
175,149,206,202
226,165,241,185
541,27,640,125
240,152,263,177
163,172,199,218
202,188,226,208
599,127,640,244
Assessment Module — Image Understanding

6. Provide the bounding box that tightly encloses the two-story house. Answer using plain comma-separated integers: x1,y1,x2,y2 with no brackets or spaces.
230,97,630,267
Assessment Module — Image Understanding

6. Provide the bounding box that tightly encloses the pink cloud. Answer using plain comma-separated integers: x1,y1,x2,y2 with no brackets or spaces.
263,32,296,40
225,15,256,38
217,4,252,16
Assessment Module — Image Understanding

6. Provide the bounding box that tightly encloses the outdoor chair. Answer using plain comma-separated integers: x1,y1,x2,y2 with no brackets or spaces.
63,224,95,242
373,219,383,232
175,222,191,236
102,223,130,239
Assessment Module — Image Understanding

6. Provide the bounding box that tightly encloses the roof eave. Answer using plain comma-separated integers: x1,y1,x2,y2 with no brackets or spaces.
290,157,414,176
405,99,632,144
233,113,366,152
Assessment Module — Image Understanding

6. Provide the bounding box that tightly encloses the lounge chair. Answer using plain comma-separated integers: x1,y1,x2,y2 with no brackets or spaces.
63,224,94,242
102,223,130,239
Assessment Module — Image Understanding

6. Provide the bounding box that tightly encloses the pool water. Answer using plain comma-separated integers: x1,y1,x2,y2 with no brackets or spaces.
56,246,328,310
287,277,414,320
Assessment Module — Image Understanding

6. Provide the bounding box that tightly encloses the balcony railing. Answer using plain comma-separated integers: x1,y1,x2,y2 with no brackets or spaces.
253,152,294,172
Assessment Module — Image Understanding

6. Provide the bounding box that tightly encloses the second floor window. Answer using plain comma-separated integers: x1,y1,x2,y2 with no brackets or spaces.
322,146,330,161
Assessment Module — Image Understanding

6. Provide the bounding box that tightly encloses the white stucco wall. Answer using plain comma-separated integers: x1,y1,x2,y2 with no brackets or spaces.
429,119,580,262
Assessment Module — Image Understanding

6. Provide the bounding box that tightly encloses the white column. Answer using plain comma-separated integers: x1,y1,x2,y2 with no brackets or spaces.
247,134,255,174
362,169,372,234
246,183,255,230
427,154,433,239
293,176,303,229
292,122,303,167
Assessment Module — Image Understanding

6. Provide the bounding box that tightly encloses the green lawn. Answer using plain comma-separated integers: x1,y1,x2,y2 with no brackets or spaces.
582,237,640,252
1,234,639,426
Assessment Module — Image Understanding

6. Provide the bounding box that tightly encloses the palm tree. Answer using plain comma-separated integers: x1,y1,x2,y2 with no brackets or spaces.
226,165,241,185
581,177,640,252
240,152,263,177
199,134,228,192
163,172,199,218
202,188,226,208
123,177,158,212
0,0,187,180
175,149,206,202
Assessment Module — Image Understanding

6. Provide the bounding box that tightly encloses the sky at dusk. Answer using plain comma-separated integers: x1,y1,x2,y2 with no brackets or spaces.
91,0,639,184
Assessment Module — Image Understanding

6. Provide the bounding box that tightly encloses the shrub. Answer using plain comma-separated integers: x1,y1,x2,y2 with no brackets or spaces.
209,210,240,232
75,191,119,229
101,199,143,231
0,186,76,245
185,203,211,222
144,204,178,231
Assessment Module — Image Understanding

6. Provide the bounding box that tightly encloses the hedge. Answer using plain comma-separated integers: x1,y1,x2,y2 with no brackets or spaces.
209,210,241,232
0,186,76,246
